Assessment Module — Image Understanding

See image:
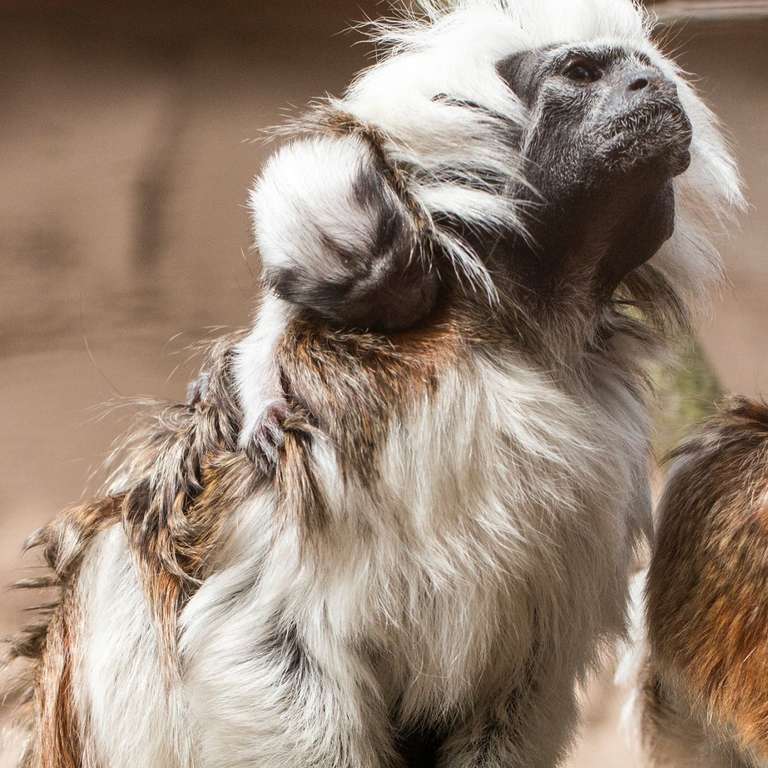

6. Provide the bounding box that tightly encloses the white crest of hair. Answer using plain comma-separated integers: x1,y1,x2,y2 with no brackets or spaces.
360,0,742,306
238,0,745,454
248,0,743,328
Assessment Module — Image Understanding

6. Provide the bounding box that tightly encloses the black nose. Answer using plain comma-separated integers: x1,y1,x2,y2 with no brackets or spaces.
625,68,663,95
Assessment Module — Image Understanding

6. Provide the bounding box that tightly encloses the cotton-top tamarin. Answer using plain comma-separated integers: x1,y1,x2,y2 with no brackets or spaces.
2,1,742,766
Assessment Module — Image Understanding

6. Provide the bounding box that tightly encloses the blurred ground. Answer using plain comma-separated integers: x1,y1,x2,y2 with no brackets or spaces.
0,3,766,766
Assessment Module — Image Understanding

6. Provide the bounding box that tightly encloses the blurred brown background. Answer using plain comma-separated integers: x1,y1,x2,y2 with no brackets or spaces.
1,1,766,765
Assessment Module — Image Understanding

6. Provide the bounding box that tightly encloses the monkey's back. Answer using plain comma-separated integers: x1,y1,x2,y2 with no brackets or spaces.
645,399,768,766
3,302,654,767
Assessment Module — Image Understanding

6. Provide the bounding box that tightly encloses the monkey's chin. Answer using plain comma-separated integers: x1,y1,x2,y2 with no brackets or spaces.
601,132,691,180
600,108,693,179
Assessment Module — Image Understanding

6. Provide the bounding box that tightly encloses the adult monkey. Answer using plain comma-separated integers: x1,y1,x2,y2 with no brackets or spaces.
2,1,742,767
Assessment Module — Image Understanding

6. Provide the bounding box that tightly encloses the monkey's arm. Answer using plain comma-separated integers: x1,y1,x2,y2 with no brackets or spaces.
250,135,439,332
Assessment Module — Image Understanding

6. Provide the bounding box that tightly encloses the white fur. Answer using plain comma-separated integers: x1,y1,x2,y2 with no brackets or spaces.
615,569,649,748
74,526,193,767
252,136,384,284
60,1,743,766
235,291,294,450
178,348,651,767
248,0,743,316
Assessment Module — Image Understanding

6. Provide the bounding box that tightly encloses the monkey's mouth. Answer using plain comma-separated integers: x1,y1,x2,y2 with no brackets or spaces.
599,103,693,178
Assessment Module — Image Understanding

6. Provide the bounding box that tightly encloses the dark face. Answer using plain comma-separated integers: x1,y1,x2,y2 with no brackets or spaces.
496,44,693,298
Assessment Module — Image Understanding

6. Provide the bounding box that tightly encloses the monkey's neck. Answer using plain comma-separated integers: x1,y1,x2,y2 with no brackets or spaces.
492,177,675,303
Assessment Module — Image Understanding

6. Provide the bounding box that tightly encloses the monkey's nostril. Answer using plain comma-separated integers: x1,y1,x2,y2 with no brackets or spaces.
629,77,649,92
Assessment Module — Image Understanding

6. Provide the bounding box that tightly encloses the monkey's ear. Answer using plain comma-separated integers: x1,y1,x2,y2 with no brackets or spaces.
250,136,439,333
496,49,544,106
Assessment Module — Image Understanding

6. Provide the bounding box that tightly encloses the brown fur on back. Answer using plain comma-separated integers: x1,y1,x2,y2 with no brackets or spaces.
2,314,474,766
645,398,768,765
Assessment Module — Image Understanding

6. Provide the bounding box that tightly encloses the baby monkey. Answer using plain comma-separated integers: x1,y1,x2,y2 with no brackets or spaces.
2,1,742,767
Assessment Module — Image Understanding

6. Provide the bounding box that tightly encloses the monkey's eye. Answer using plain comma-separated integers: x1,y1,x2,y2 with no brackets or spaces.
562,59,602,84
